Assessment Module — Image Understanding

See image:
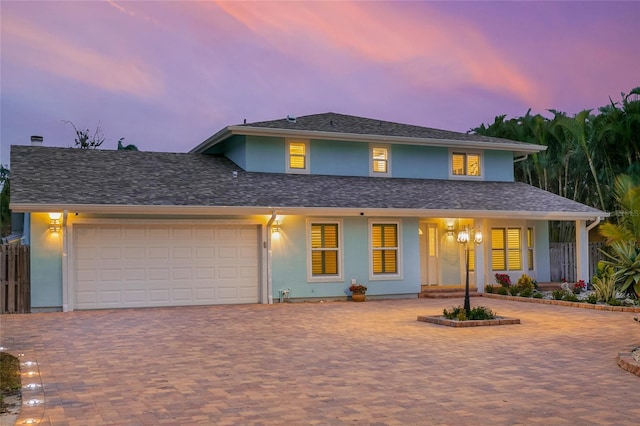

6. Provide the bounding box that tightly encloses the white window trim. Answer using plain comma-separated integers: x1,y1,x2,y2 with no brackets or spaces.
369,144,391,177
306,218,344,283
286,138,310,174
449,149,484,180
490,226,524,272
368,219,403,281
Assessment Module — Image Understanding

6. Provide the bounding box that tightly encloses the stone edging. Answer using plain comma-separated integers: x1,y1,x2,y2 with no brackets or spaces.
482,293,640,313
417,315,520,327
616,344,640,377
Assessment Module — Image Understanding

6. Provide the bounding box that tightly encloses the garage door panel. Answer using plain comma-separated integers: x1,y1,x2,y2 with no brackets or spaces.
74,224,260,309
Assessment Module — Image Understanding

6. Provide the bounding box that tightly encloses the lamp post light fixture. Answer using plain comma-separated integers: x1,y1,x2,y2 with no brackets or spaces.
457,224,483,316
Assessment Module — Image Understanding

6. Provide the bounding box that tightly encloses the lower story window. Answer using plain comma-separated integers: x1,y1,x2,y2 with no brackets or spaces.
309,221,342,280
491,227,522,271
371,222,399,275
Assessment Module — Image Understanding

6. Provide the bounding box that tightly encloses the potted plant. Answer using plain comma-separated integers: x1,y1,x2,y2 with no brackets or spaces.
349,283,367,302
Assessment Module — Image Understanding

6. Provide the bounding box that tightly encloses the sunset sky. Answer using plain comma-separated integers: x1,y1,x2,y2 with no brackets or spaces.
1,1,638,164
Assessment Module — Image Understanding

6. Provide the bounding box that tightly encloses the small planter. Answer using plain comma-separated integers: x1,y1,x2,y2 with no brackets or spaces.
351,293,366,302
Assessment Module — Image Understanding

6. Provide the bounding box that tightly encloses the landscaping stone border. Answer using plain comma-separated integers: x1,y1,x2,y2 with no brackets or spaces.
616,344,640,377
482,293,640,313
416,315,520,327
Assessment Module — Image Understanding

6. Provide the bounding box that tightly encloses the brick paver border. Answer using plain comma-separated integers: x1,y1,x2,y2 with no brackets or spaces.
617,343,640,377
482,293,640,312
417,315,521,327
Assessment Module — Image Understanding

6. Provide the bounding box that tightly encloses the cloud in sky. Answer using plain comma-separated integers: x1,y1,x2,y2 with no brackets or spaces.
1,0,638,164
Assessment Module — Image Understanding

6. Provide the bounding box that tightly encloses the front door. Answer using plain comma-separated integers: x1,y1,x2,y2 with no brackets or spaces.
420,223,439,286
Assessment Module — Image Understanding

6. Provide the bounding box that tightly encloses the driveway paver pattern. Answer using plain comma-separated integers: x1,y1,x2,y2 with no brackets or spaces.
1,298,638,425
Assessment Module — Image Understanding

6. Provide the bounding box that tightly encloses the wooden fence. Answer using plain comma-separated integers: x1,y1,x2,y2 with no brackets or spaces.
0,244,30,314
549,242,605,282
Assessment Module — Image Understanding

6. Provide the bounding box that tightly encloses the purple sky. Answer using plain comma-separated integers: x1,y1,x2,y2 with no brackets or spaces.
1,1,638,165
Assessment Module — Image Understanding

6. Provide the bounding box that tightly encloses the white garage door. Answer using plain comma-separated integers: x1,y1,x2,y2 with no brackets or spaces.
73,224,260,309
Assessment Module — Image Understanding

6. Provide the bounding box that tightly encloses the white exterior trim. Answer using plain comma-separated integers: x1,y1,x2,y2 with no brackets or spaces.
369,144,392,177
285,138,310,174
305,218,344,283
368,219,403,281
448,148,485,180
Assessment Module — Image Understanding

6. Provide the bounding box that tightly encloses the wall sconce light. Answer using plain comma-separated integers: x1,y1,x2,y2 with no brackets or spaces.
447,225,455,237
48,212,61,232
271,220,281,237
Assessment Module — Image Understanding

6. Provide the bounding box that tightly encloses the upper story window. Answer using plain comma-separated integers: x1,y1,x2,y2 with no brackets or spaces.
286,139,310,174
370,144,391,177
307,219,343,282
451,151,482,178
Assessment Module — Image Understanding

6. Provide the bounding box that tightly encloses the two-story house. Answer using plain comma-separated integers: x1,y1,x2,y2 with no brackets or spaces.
10,113,605,311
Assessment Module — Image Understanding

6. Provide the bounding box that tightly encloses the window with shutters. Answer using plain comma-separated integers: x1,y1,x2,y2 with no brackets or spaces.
370,144,391,176
307,220,343,282
450,151,482,178
491,228,522,271
286,139,310,174
527,227,535,271
369,220,402,279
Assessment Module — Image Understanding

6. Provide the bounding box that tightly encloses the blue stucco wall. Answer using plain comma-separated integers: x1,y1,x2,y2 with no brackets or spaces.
392,145,448,179
534,221,551,281
245,135,284,172
228,135,517,181
311,140,369,176
271,216,421,300
30,213,62,309
484,150,514,182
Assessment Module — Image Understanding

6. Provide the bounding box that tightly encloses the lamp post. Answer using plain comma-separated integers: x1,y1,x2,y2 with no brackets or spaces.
457,224,483,316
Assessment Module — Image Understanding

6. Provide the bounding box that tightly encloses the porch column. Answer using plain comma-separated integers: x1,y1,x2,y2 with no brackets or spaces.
474,218,486,292
575,220,589,282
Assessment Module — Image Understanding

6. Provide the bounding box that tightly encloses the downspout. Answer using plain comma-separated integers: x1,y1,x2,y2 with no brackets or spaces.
513,154,528,163
265,210,277,304
61,210,69,312
586,216,601,233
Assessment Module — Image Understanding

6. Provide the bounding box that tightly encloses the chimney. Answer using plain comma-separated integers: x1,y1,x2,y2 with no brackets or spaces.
30,136,43,146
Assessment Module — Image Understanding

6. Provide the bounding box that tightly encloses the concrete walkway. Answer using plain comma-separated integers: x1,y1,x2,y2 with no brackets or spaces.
1,298,638,425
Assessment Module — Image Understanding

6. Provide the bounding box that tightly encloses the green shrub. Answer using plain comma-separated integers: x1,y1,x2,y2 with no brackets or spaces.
607,298,622,306
552,289,565,300
443,305,496,320
508,285,520,296
532,291,544,299
520,287,533,298
485,285,495,294
516,274,535,292
496,286,508,295
585,293,598,304
592,262,617,303
468,306,496,320
562,293,579,302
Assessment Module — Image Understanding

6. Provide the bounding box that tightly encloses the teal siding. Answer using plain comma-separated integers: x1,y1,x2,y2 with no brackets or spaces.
245,135,284,172
30,213,62,309
484,150,514,181
392,145,448,179
534,221,551,281
311,140,369,176
271,216,421,300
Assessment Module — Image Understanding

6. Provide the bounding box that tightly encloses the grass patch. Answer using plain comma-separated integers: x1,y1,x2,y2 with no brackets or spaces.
0,352,21,414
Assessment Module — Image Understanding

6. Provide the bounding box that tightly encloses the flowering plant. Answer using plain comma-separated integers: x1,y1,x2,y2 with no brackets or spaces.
349,284,367,294
495,273,511,287
574,280,586,290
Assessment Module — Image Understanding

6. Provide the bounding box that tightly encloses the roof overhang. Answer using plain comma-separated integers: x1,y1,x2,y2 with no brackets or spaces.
190,126,546,156
11,203,605,222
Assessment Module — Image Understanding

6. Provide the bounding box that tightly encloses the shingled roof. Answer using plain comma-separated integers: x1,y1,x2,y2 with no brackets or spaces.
192,112,545,154
10,146,604,220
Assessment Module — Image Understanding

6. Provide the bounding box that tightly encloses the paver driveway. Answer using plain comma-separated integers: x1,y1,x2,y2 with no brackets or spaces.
1,298,638,425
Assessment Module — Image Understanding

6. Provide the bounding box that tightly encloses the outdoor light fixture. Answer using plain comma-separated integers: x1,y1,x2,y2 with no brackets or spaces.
447,224,455,237
48,212,62,232
22,419,39,425
457,224,483,315
24,399,42,406
271,220,282,237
